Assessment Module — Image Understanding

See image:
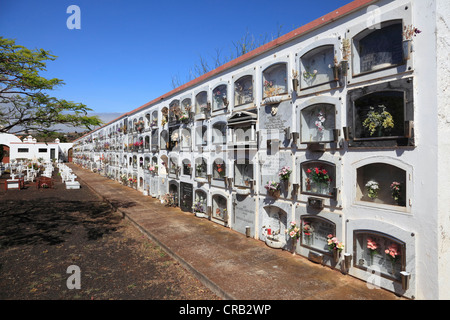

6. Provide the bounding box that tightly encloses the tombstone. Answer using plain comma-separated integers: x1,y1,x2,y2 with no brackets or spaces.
259,100,292,148
259,151,292,199
180,182,193,212
300,216,336,252
260,205,288,249
232,194,256,237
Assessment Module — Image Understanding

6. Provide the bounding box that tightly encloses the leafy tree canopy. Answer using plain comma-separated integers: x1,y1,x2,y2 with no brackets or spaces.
0,37,102,134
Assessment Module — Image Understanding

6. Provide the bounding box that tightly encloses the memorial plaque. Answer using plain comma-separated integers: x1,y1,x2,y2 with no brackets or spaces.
260,152,292,198
159,177,168,198
232,194,256,237
180,182,193,212
354,231,405,281
150,176,159,197
259,101,291,134
262,206,288,238
300,216,335,253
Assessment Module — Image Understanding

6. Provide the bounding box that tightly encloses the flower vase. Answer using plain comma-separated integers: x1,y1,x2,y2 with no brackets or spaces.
332,249,340,263
340,60,348,77
291,239,297,255
403,39,412,61
268,189,280,199
292,78,299,92
332,65,339,81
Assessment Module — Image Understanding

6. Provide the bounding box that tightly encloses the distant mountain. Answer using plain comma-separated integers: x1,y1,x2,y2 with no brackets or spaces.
51,112,125,133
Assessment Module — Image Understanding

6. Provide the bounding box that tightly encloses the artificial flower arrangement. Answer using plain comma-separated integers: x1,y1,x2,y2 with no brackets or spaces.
390,181,402,202
367,238,379,264
403,25,421,41
278,166,292,181
214,89,228,107
263,80,283,97
315,111,326,133
303,68,317,81
327,234,344,252
264,180,280,191
287,222,301,241
365,180,379,199
192,200,205,214
302,222,313,238
306,167,330,185
362,105,394,137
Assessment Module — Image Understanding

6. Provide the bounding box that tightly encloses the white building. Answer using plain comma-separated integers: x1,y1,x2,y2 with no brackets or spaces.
3,135,73,163
72,0,450,299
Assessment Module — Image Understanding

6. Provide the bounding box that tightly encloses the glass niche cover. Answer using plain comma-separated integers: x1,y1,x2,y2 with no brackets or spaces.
300,104,336,143
354,231,405,281
262,63,288,98
354,91,405,140
234,161,253,188
300,45,336,89
234,75,253,107
301,161,335,198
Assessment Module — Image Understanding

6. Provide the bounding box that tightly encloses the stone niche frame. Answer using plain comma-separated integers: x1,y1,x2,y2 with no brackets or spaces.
211,190,230,226
232,193,256,238
168,180,180,207
296,38,343,96
294,207,343,267
259,100,294,149
232,69,256,111
258,201,292,250
259,151,294,200
346,2,413,85
346,77,415,148
346,219,416,299
259,56,292,105
180,93,193,122
352,156,413,214
210,117,228,148
211,81,230,115
211,155,227,189
194,86,210,121
295,96,342,150
193,187,209,219
295,153,342,209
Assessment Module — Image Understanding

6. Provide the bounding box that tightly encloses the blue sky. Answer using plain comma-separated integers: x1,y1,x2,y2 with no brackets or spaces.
0,0,353,114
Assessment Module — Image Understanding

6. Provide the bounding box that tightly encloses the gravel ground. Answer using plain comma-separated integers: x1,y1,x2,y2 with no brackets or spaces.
0,171,220,300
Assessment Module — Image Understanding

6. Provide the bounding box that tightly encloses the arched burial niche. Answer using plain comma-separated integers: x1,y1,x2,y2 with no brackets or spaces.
234,75,253,107
346,77,414,148
301,160,336,199
212,84,228,111
262,205,288,249
211,193,228,223
193,189,207,218
353,230,406,282
300,103,336,144
352,20,403,75
262,63,287,101
195,90,209,119
356,162,407,208
300,45,336,89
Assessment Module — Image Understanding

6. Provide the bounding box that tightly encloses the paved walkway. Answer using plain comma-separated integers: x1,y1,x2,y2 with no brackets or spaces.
68,164,402,300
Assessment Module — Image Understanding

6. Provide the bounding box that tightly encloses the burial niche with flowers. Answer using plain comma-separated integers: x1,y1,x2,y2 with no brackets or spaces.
300,45,337,90
354,230,406,281
300,103,336,144
300,216,336,254
301,161,336,198
356,163,407,207
212,84,228,111
346,78,414,147
234,75,253,107
212,194,228,222
353,20,403,75
262,63,288,102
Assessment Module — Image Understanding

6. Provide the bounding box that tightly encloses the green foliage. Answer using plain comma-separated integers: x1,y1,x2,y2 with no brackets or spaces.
0,37,102,134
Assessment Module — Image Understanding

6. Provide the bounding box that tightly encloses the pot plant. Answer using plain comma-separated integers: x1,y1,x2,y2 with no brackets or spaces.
265,180,280,199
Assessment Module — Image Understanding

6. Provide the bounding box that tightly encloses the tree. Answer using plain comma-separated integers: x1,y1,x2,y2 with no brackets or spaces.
0,37,102,134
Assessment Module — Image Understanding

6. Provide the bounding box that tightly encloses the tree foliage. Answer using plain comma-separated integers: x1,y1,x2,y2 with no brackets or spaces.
0,37,102,134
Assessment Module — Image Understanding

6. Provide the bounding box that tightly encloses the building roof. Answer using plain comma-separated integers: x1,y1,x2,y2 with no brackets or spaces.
75,0,378,142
